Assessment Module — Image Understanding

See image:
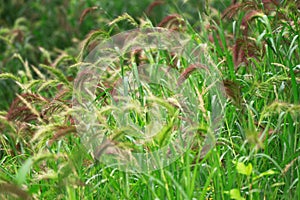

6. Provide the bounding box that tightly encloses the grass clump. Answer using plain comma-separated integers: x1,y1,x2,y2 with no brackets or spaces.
0,0,299,199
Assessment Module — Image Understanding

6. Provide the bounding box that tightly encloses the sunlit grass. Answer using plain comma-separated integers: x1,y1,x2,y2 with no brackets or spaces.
0,0,299,199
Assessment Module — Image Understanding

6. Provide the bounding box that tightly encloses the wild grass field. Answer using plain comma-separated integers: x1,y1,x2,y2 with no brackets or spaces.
0,0,299,199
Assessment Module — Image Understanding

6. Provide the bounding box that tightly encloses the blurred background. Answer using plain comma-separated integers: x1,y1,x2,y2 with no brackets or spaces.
0,0,232,110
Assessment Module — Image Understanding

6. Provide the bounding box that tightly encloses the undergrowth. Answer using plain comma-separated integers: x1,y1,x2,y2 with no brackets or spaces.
0,0,299,199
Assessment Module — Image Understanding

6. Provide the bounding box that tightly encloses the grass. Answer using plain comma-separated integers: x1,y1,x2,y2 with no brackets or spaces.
0,0,299,199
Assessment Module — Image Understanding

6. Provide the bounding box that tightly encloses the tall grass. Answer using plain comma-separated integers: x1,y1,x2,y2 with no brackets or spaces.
0,0,299,199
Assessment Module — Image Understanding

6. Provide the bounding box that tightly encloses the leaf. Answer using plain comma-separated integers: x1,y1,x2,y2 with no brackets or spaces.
235,161,253,176
15,153,56,186
15,158,33,185
153,110,178,147
253,169,277,181
227,188,245,200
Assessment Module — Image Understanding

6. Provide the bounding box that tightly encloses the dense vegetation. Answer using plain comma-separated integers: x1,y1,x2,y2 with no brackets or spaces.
0,0,299,199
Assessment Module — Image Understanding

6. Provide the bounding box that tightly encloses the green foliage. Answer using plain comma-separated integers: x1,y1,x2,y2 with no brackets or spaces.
0,0,299,199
